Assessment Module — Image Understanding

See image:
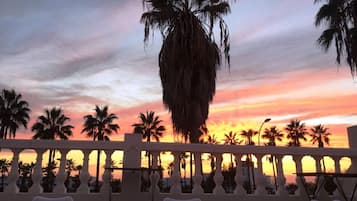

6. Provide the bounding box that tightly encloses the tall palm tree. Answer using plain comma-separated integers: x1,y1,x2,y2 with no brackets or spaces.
262,126,284,191
310,124,331,172
0,89,30,139
0,159,11,192
314,0,357,76
32,107,73,192
285,119,308,147
223,131,242,167
32,107,73,166
81,105,119,192
132,111,165,170
141,0,232,142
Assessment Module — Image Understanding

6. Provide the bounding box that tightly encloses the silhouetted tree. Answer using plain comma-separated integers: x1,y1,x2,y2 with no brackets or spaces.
0,159,11,192
132,111,165,168
223,131,242,167
241,129,258,193
81,105,119,192
17,161,35,192
0,89,30,139
314,0,357,76
32,107,73,192
141,0,232,142
285,120,307,147
310,124,331,172
262,126,284,191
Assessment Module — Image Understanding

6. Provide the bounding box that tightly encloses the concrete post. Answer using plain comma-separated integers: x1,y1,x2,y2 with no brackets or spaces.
347,126,357,172
121,133,142,201
341,126,357,197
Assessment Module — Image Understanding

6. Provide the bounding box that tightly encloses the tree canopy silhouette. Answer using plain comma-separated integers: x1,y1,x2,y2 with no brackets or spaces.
141,0,232,143
0,89,30,139
314,0,357,76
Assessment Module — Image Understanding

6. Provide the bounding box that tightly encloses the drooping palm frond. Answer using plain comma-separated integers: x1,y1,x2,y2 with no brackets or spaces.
0,89,30,139
285,119,307,147
31,107,73,140
310,124,331,148
132,110,166,142
315,0,357,76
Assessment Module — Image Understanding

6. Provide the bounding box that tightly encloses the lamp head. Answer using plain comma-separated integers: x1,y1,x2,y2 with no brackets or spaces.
264,118,271,123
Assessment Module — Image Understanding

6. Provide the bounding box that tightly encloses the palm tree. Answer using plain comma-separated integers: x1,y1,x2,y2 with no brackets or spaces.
132,111,166,168
81,105,119,192
0,159,11,192
223,131,242,167
262,126,284,146
141,0,232,142
310,124,331,172
314,0,357,75
32,107,73,166
262,126,284,191
241,129,258,146
0,89,30,139
32,107,73,192
285,119,308,147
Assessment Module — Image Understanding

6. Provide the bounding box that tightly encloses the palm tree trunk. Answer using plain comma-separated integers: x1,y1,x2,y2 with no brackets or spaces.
1,170,4,191
246,155,252,194
147,135,151,169
95,149,101,192
272,155,278,191
190,152,193,191
230,154,233,168
322,157,326,173
48,149,53,168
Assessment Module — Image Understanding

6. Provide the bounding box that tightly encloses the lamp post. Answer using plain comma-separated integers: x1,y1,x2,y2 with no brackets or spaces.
258,118,271,146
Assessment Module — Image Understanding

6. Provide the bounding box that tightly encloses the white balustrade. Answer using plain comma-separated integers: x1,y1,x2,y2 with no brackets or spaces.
54,149,69,193
234,153,246,195
192,152,203,195
170,151,181,194
29,149,45,193
213,153,225,195
0,127,357,201
77,149,90,194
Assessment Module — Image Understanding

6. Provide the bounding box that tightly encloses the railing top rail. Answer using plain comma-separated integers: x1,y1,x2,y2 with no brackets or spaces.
0,138,355,158
0,139,127,151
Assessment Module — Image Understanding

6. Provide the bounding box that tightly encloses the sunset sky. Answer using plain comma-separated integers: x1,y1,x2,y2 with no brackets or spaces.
1,0,357,148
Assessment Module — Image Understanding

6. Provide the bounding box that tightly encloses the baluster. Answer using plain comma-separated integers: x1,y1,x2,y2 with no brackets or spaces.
255,154,266,195
54,149,69,193
234,153,246,195
333,157,341,173
78,149,91,194
314,156,329,200
293,155,306,196
170,152,181,194
5,149,21,193
192,152,203,195
29,149,45,193
213,153,225,195
315,156,322,172
101,150,113,194
150,152,160,195
276,155,287,196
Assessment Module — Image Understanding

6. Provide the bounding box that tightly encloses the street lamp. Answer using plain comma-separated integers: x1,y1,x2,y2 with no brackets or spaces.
258,118,271,146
